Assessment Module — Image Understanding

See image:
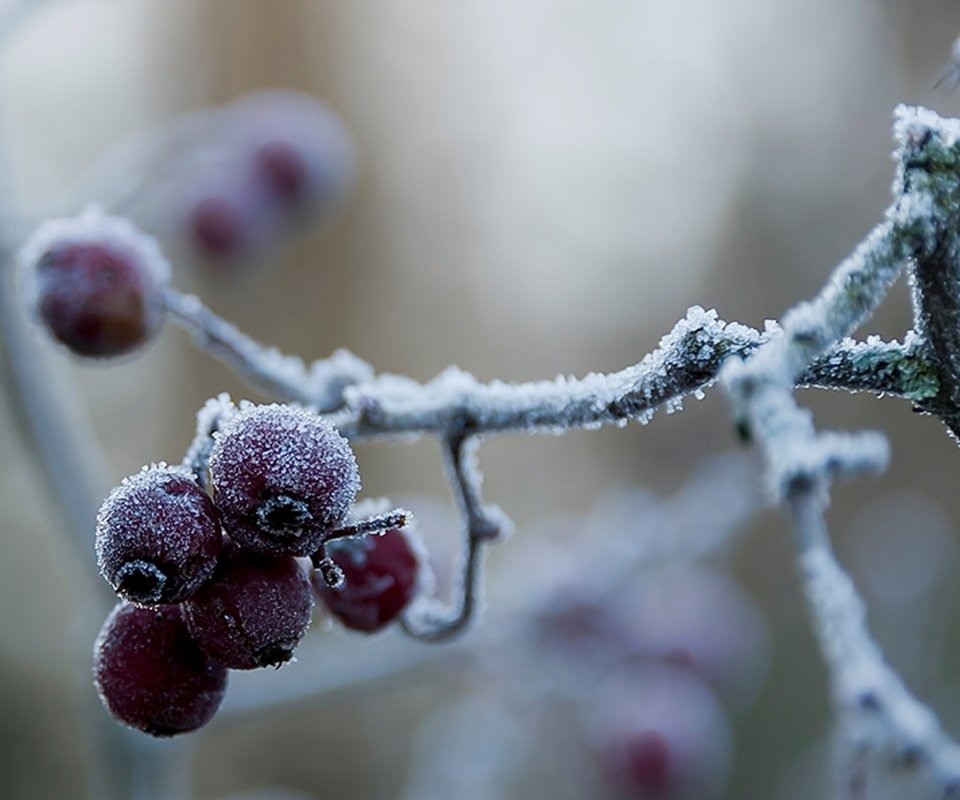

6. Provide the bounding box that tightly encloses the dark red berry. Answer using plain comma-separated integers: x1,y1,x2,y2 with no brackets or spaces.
96,465,223,605
231,90,356,214
189,195,249,260
183,547,314,669
209,404,360,557
93,602,227,737
252,140,311,205
21,211,168,357
589,667,732,800
184,177,274,264
313,527,419,632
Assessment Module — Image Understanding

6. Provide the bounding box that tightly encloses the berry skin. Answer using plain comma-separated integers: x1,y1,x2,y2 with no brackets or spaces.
20,209,169,357
96,465,223,605
209,404,360,557
313,527,420,632
588,666,732,800
93,602,228,737
183,547,314,670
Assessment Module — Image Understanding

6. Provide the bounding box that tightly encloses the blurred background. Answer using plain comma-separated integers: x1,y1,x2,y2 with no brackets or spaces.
2,0,960,798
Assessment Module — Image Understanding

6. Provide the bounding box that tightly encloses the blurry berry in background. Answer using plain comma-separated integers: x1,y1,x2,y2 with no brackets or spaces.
96,465,222,605
94,602,228,737
184,173,277,265
20,209,169,357
209,403,360,557
620,565,771,711
184,546,314,669
587,666,732,800
312,527,421,633
231,89,357,217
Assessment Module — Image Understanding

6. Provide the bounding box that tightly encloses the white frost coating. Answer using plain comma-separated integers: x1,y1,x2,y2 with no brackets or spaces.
894,105,960,151
18,205,172,307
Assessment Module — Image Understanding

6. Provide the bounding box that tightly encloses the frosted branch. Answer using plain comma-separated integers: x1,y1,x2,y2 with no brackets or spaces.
793,496,960,795
163,289,373,412
721,105,960,794
400,434,511,642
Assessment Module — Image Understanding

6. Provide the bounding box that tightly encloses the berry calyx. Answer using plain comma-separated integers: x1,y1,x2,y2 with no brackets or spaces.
93,602,227,737
312,527,420,633
20,209,169,358
183,547,314,670
209,404,360,557
96,465,223,605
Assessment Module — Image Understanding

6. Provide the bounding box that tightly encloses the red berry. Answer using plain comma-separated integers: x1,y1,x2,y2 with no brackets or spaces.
589,666,732,800
209,404,360,557
231,90,356,214
252,140,311,206
96,465,223,605
183,547,314,669
184,176,274,264
20,210,168,357
93,602,227,737
313,527,420,632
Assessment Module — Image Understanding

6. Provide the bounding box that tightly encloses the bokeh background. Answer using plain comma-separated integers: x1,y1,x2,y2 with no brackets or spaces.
2,1,960,798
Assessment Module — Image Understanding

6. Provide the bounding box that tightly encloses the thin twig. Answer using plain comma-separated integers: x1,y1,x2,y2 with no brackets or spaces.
400,434,508,642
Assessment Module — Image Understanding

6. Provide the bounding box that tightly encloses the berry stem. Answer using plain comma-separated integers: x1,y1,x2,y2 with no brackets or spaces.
400,433,506,643
321,508,411,543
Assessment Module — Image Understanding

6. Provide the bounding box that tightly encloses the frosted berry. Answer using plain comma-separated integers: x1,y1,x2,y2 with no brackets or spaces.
96,465,222,605
209,404,360,556
313,527,419,632
93,602,227,737
183,546,314,669
589,666,732,800
20,209,169,357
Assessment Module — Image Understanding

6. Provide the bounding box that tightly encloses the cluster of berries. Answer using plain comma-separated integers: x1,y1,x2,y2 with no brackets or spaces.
177,90,356,267
92,403,421,736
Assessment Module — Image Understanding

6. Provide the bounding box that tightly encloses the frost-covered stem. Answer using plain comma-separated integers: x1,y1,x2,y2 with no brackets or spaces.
401,434,506,642
910,226,960,438
792,494,960,794
331,324,933,444
165,287,936,440
163,289,372,412
323,509,411,541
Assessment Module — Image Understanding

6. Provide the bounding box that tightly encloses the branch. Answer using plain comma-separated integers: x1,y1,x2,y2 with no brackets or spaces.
722,105,960,794
163,289,373,412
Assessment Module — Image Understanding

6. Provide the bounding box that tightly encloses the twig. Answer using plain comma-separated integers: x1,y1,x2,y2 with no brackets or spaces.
400,434,509,642
163,289,373,411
